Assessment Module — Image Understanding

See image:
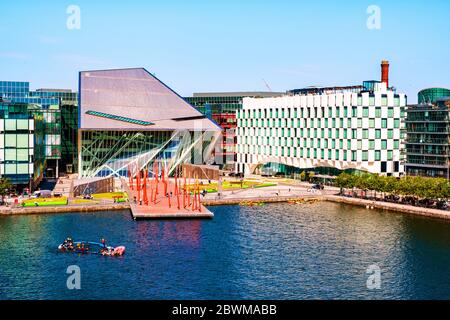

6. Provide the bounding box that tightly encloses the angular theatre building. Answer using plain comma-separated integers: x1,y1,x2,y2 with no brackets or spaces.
78,68,221,178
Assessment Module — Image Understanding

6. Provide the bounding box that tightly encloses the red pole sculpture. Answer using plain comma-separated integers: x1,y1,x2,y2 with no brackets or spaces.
143,169,148,205
175,171,180,210
149,175,154,206
154,162,159,199
128,164,133,190
162,167,167,196
192,179,197,211
136,165,141,205
197,186,202,212
167,189,171,208
183,176,186,208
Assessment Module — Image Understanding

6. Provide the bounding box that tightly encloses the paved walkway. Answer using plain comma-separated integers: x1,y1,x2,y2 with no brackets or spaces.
203,184,336,201
325,195,450,220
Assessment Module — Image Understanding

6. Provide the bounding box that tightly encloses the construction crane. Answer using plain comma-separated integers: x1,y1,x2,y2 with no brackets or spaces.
262,78,273,92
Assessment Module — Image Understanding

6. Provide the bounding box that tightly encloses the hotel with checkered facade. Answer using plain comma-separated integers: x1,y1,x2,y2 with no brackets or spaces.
235,74,407,177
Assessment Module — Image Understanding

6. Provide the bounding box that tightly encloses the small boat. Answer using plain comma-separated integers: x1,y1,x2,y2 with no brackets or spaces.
58,238,125,256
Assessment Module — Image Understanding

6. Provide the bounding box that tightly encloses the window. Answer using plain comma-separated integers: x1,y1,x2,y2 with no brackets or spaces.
17,134,28,148
394,140,399,149
85,110,155,126
375,150,381,161
388,108,394,117
5,134,16,147
375,129,381,139
381,119,387,128
363,129,369,139
362,151,368,161
387,129,393,139
363,107,369,117
375,107,381,117
387,150,393,160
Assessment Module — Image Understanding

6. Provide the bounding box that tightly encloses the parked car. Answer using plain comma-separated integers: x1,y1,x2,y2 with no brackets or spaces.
31,190,52,198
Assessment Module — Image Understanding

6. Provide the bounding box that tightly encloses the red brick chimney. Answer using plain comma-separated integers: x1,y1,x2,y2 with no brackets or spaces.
381,60,389,88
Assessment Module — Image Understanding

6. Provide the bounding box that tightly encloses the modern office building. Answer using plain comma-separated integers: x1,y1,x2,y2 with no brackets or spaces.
0,81,79,185
78,68,221,178
418,88,450,104
0,99,45,187
31,89,78,174
185,92,283,168
236,62,407,177
405,96,450,178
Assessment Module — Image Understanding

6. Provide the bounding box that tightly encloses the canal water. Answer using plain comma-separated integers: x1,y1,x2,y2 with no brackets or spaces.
1,202,450,300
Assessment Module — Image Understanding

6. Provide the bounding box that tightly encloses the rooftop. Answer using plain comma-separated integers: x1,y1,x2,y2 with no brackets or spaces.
192,91,284,98
79,68,221,131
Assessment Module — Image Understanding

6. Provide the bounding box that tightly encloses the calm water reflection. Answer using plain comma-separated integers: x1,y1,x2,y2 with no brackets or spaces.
0,202,449,299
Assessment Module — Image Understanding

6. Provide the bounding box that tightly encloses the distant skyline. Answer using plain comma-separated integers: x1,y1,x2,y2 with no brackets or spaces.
0,0,449,102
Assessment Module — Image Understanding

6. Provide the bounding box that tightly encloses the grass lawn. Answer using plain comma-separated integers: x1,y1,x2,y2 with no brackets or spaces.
22,197,68,207
186,181,277,193
71,199,101,205
91,192,128,202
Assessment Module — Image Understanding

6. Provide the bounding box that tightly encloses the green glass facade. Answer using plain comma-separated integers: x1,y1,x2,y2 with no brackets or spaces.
405,98,450,178
0,100,45,186
31,89,79,174
60,104,78,173
1,82,79,181
418,88,450,104
185,95,244,116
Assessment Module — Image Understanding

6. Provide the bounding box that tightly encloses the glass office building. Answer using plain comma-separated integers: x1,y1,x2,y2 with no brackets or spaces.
405,97,450,178
0,81,79,181
418,88,450,104
78,68,221,178
31,89,78,174
0,99,45,186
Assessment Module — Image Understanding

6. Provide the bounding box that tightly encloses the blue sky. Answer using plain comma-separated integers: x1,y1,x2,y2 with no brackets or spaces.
0,0,448,102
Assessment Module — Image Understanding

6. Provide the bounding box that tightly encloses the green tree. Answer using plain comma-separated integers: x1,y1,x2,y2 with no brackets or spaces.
0,178,12,203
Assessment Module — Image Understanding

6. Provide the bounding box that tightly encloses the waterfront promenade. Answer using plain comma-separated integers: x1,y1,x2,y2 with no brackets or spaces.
1,178,450,221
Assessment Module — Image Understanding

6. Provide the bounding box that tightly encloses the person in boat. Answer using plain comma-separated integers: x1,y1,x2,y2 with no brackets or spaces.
63,237,74,250
101,238,106,248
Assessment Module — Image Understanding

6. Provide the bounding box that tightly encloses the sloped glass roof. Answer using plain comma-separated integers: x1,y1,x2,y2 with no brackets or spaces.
79,68,221,131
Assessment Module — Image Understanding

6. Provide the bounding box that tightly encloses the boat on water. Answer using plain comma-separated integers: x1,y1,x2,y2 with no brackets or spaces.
58,238,125,256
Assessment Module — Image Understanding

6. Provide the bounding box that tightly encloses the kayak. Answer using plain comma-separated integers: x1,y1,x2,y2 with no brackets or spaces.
58,240,126,256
